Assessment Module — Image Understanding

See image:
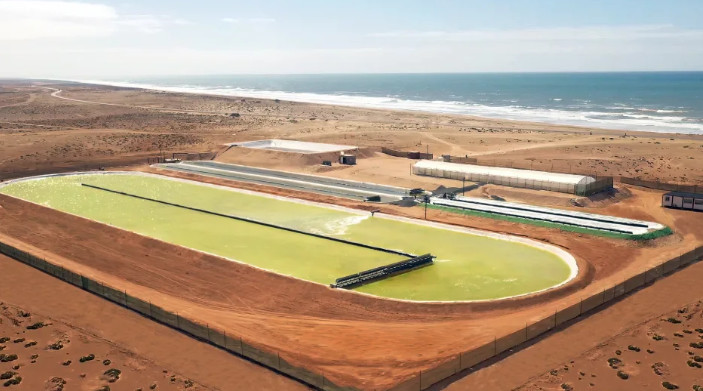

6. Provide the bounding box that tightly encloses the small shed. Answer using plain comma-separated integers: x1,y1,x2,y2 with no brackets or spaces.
662,191,703,211
339,154,357,165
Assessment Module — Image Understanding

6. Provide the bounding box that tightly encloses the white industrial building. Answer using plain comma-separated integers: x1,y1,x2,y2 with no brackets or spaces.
413,160,609,195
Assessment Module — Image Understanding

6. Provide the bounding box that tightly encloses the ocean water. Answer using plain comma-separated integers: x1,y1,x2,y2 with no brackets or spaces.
79,72,703,134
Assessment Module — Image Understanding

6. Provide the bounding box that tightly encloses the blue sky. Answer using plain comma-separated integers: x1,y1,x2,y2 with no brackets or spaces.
1,0,702,77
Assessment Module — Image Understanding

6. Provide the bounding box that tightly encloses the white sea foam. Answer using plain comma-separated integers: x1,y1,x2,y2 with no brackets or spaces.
69,79,703,134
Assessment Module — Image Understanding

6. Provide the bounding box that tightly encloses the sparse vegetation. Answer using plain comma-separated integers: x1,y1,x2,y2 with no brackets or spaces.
47,377,66,391
667,318,682,324
79,354,96,363
662,381,679,390
0,354,18,363
26,321,45,330
103,368,121,383
2,376,21,387
608,357,623,369
687,360,702,368
617,370,629,379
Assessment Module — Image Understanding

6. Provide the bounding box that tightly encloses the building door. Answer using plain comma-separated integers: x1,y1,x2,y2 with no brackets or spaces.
673,196,684,208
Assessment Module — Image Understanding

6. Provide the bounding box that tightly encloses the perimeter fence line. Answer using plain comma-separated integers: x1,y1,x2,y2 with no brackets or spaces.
381,147,433,160
620,177,701,194
172,152,217,161
0,238,701,391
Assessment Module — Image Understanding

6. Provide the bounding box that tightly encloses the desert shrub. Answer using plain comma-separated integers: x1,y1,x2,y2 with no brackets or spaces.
0,338,8,344
26,322,44,330
695,328,703,333
2,376,21,387
150,383,157,389
608,357,623,368
693,385,703,391
653,334,665,341
628,345,641,352
561,383,573,390
11,338,24,344
102,359,111,366
694,356,703,362
30,354,38,360
79,354,95,363
104,368,121,383
95,386,110,391
0,372,14,380
615,350,622,355
0,354,18,363
687,360,702,368
47,377,66,391
662,381,679,389
674,333,684,338
684,330,693,334
184,379,194,388
667,318,682,324
62,360,71,366
617,371,629,380
648,349,655,354
691,342,703,349
48,341,63,350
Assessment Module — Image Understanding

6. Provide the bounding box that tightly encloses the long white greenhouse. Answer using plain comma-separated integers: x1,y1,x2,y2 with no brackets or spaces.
413,160,612,195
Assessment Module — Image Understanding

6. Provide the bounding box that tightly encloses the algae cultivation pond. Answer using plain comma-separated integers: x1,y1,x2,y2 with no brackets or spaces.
0,172,577,301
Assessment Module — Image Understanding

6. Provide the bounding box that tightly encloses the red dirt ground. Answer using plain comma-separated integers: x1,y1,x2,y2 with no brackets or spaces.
0,254,309,391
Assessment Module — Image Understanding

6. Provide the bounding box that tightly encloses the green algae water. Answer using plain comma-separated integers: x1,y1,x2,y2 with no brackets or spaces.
0,173,574,301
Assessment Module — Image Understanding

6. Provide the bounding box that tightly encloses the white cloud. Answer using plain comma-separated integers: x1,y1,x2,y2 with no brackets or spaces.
0,1,189,40
221,17,276,24
368,25,703,42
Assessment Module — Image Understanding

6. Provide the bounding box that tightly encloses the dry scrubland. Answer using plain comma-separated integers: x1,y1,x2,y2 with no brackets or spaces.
522,301,703,391
0,301,207,391
0,82,702,390
1,82,702,184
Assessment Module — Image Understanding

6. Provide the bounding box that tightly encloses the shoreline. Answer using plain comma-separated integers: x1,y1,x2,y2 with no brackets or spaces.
48,78,703,137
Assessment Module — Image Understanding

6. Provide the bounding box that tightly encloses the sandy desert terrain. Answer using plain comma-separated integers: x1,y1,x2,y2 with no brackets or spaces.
0,81,702,390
